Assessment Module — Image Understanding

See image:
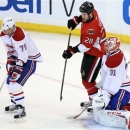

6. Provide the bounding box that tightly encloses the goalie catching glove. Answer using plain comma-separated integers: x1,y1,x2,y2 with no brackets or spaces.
10,59,24,82
93,89,111,109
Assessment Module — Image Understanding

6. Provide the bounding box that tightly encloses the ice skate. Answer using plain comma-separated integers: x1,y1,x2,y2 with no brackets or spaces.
80,100,92,108
5,104,17,113
5,99,17,113
87,107,93,113
14,105,26,122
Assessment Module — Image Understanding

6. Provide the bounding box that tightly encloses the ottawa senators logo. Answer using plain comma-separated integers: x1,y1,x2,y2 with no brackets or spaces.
87,29,94,35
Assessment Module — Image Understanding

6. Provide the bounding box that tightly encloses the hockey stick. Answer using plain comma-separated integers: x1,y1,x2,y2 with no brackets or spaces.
60,28,72,101
67,106,88,119
0,75,6,92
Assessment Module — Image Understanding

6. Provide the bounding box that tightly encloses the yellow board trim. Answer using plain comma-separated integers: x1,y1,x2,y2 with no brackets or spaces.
0,20,130,44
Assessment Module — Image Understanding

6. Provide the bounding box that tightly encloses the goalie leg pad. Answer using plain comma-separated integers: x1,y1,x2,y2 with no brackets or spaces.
93,108,126,128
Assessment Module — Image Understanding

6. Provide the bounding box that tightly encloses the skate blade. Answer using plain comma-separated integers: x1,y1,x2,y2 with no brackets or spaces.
15,117,26,122
4,110,17,113
81,105,92,109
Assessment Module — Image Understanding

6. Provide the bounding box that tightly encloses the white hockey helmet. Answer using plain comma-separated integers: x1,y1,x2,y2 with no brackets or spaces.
104,36,121,53
1,17,15,30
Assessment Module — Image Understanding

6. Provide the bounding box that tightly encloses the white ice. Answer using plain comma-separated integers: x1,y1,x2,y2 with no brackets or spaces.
0,32,129,130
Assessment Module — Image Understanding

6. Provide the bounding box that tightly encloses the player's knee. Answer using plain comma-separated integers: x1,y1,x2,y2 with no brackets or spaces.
82,80,98,95
9,82,22,92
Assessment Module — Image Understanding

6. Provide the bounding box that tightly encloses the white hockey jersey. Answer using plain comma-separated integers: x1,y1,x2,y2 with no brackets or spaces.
0,27,43,63
101,49,130,95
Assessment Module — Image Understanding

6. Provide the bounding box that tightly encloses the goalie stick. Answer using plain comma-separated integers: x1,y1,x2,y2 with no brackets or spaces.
67,107,88,119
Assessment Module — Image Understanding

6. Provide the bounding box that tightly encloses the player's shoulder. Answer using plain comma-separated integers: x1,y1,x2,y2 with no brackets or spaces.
93,9,103,25
0,31,6,37
105,50,124,68
12,27,25,41
93,9,98,18
93,9,99,22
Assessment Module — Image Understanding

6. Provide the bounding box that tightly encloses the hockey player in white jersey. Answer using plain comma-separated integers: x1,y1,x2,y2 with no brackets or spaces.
0,17,43,121
92,36,130,129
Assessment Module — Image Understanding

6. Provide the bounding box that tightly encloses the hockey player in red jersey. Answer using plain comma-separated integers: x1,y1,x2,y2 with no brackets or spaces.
62,1,106,107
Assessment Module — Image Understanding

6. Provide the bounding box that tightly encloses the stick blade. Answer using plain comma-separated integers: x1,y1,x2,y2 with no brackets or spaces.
67,115,78,119
67,116,75,119
60,96,63,101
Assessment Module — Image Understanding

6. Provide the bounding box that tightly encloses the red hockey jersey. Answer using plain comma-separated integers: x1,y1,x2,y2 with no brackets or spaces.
80,10,106,57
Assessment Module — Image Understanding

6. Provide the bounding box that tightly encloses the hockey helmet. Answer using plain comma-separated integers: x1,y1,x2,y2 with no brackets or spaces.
104,36,121,52
79,1,94,14
2,17,15,30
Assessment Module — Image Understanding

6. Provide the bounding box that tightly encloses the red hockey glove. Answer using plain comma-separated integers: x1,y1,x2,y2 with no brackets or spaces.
6,56,16,75
10,59,24,82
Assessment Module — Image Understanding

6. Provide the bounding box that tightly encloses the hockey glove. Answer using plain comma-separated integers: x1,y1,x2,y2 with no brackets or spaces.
62,46,75,59
95,80,104,88
10,59,24,82
93,89,111,109
100,90,111,109
6,56,16,75
67,16,82,30
62,45,80,59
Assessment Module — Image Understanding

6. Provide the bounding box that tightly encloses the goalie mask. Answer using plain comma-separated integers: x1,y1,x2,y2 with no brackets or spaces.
104,37,121,53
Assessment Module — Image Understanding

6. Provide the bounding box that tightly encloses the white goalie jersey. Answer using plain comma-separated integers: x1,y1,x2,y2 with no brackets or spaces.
101,49,130,95
0,27,43,63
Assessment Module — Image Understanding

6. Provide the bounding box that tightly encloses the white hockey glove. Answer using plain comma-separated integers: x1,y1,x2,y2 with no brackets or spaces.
93,89,111,109
95,80,104,88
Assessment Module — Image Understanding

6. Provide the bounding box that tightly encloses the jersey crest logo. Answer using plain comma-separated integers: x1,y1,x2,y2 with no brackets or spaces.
87,29,94,35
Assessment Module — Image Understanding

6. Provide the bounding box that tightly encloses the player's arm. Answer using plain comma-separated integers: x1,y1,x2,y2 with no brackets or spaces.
62,30,98,59
0,31,17,74
0,31,12,54
9,39,28,82
103,64,124,95
13,39,28,64
67,15,82,30
93,65,124,109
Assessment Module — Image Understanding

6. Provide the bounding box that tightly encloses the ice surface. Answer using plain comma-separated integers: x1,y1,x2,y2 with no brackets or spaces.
0,32,129,130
